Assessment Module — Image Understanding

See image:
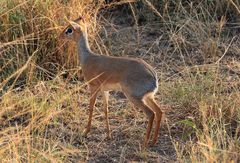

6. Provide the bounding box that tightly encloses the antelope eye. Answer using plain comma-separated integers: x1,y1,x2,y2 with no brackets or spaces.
65,28,73,34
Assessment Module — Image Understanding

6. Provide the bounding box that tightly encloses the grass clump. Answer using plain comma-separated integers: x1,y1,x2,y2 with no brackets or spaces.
0,79,88,162
160,67,240,162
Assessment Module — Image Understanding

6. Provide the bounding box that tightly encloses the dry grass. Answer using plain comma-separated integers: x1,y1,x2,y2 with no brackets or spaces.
0,0,240,162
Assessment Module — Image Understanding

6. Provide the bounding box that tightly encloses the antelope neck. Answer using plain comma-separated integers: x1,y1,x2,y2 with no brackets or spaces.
77,32,92,65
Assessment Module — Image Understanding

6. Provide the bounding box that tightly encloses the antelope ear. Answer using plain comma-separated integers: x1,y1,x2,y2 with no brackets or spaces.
69,21,80,30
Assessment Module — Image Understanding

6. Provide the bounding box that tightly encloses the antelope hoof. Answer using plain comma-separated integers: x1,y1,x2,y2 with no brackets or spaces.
83,129,90,137
142,140,149,149
106,134,112,140
152,139,158,145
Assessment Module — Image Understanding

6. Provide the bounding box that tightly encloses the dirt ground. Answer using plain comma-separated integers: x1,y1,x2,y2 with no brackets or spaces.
70,12,180,162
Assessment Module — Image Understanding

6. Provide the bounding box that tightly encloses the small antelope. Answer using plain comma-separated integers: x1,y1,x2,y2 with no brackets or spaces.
59,17,163,147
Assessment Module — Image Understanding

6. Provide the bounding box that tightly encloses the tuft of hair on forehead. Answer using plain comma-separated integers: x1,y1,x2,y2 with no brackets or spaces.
66,21,78,30
63,16,86,33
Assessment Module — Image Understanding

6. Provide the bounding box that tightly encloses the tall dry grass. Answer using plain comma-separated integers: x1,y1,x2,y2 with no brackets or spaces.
0,0,240,162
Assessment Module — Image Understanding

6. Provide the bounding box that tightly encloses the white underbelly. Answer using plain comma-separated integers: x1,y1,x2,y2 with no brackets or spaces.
101,83,122,91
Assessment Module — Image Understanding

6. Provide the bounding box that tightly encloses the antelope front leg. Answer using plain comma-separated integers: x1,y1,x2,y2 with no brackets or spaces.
102,91,111,139
83,90,98,136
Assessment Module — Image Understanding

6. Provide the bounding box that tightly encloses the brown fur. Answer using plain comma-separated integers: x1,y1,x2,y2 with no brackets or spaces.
59,17,164,148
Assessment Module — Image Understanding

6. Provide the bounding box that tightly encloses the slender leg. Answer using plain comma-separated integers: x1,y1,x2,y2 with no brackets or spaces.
102,91,111,139
145,96,163,145
127,95,155,148
83,88,99,136
143,110,154,148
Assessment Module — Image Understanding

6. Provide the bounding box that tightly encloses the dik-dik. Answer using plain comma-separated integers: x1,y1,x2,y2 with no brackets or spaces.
59,17,163,148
